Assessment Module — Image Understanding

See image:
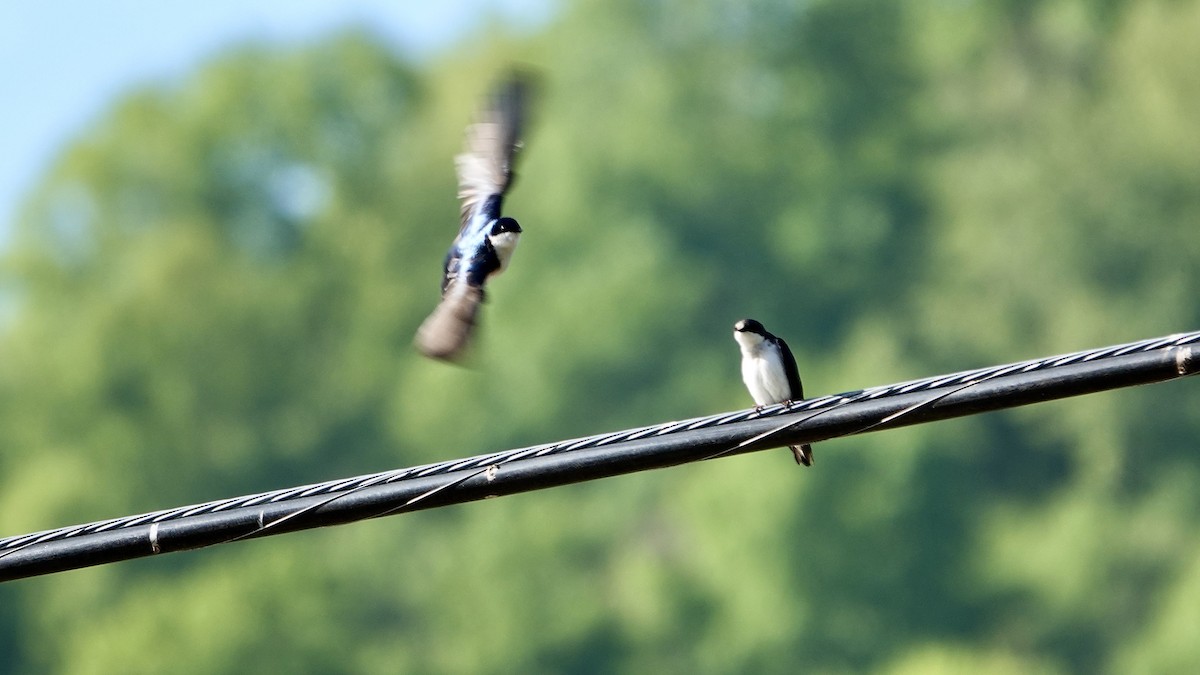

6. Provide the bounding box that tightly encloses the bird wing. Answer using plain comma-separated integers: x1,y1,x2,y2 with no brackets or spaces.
773,335,805,400
455,73,533,234
771,333,813,466
414,281,486,362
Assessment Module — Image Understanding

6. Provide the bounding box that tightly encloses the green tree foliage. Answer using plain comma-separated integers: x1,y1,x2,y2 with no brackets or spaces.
2,0,1200,672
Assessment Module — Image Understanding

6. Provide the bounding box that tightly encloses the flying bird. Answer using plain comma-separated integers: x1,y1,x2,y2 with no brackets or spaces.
415,73,534,361
733,319,814,466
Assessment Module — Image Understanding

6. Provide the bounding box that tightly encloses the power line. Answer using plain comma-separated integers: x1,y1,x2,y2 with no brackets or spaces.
0,330,1196,582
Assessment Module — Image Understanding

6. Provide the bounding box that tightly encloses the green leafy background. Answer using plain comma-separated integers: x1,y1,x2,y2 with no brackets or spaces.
2,0,1200,672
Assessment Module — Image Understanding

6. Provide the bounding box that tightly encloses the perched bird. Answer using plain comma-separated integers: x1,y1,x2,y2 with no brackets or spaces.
733,319,814,466
415,72,534,361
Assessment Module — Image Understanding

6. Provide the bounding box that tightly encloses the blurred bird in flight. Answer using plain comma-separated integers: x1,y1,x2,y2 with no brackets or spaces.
415,72,534,361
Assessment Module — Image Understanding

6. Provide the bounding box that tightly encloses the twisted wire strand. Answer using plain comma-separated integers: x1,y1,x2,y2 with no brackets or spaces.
3,330,1197,554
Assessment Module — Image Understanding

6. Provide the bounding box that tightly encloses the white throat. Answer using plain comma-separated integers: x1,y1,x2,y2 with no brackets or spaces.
734,329,766,355
489,231,521,275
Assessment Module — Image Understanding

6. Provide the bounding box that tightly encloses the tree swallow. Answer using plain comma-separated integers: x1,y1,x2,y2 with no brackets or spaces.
415,72,534,361
733,319,814,466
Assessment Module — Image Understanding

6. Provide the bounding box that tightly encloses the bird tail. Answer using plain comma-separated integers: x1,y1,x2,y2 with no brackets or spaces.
790,444,814,467
414,282,485,362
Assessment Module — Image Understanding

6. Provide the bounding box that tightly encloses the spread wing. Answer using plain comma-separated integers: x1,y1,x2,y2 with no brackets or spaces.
455,73,534,233
414,281,485,362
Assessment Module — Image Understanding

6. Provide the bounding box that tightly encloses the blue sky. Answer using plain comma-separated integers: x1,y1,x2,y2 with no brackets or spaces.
0,0,553,240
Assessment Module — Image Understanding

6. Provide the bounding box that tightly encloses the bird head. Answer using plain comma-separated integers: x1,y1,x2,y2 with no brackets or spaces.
734,319,766,335
491,217,522,235
488,217,522,274
733,318,769,350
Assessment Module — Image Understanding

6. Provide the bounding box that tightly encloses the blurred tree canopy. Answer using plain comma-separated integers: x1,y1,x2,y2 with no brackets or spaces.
2,0,1199,672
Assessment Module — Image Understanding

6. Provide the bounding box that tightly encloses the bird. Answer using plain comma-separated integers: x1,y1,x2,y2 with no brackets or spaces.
733,319,814,466
414,72,534,361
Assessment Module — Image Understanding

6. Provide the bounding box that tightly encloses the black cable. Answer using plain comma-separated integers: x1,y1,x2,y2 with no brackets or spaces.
0,330,1196,582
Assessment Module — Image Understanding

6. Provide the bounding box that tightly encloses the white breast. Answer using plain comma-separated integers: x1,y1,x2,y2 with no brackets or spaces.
739,340,792,406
